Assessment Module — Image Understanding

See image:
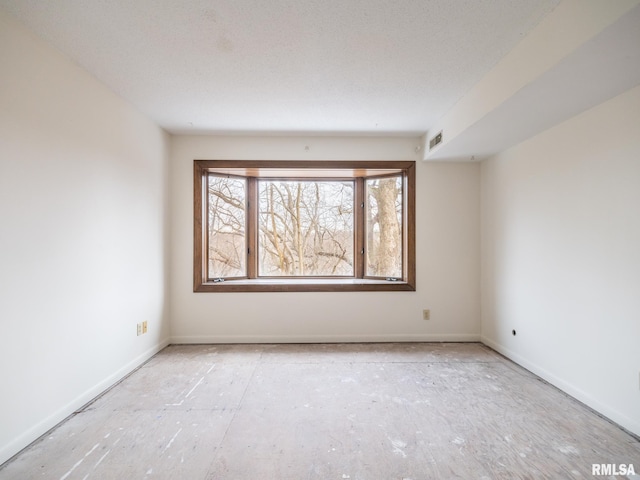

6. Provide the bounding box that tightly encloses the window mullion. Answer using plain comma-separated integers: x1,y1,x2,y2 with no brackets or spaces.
355,177,365,279
194,165,207,288
246,177,258,279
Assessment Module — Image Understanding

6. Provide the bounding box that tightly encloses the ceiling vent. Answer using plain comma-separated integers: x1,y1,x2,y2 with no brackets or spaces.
429,131,443,150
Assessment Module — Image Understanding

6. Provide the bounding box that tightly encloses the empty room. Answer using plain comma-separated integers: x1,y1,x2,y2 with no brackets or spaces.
1,0,639,478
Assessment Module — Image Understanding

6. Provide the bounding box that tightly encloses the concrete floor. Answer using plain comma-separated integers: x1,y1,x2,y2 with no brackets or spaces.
1,343,638,479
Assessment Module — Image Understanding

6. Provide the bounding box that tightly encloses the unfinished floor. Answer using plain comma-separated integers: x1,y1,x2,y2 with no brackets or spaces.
1,343,638,479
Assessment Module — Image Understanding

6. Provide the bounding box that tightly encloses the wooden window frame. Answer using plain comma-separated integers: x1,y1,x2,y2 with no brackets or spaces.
194,160,415,292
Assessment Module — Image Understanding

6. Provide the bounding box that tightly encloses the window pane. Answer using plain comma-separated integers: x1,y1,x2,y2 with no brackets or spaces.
207,175,246,278
258,180,354,276
366,176,403,278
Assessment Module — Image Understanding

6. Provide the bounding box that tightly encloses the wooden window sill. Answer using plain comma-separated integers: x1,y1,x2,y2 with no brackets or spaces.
194,278,416,293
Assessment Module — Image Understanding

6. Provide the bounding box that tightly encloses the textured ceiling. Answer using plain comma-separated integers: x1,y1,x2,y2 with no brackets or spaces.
0,0,559,134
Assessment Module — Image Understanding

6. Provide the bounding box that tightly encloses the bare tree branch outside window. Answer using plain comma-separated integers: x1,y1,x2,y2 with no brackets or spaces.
258,180,354,276
207,176,246,278
366,176,403,278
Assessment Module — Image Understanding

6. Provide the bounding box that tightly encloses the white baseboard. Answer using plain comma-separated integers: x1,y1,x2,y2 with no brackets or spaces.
481,335,640,438
171,333,481,344
0,338,170,466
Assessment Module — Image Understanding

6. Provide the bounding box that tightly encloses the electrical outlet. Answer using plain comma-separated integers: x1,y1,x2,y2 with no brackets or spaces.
142,321,148,334
423,309,430,320
136,323,142,336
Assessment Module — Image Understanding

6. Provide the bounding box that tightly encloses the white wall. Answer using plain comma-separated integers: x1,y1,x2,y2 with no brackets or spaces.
0,11,171,463
170,135,480,343
480,85,640,436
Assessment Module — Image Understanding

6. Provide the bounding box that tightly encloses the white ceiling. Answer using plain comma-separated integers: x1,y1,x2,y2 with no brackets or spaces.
424,3,640,161
0,0,560,135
